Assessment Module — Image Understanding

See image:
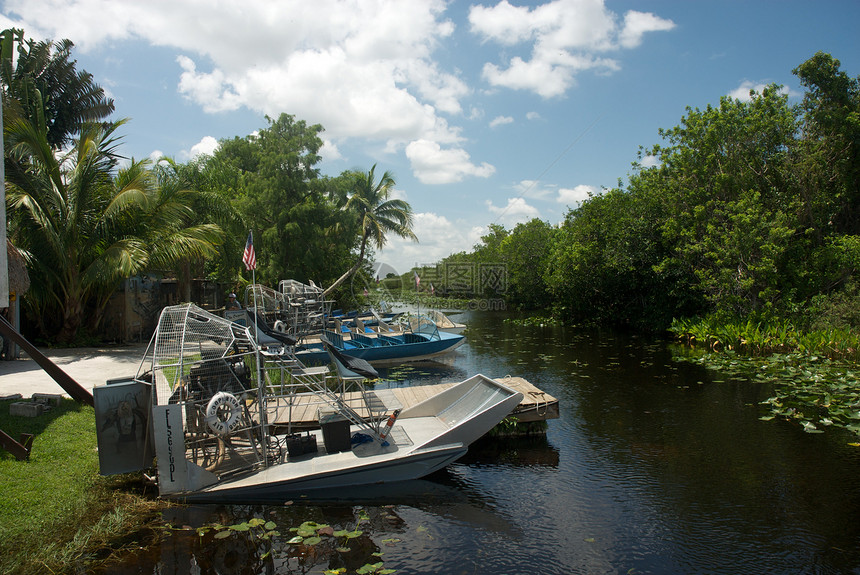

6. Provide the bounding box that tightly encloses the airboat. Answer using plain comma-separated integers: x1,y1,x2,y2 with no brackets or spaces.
94,303,521,502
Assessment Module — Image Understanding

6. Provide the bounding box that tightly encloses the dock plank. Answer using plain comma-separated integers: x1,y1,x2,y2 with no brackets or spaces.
266,377,558,429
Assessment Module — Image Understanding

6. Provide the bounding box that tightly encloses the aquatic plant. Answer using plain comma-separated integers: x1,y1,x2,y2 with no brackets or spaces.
670,316,859,361
503,315,563,327
170,506,399,574
675,348,860,440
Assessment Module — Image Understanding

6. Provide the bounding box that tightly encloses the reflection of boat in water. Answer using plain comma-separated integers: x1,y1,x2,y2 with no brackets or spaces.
457,433,560,468
95,304,521,503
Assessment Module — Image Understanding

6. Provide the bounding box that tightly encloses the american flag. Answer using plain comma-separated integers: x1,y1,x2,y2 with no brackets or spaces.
242,231,256,271
414,270,420,289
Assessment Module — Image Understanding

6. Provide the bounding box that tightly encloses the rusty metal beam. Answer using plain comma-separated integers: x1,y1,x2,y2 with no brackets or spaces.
0,428,33,460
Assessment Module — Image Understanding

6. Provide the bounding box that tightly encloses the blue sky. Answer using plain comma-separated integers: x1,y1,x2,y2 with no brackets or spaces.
2,0,858,276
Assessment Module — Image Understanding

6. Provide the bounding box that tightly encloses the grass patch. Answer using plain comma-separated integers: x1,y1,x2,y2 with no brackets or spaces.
0,398,165,574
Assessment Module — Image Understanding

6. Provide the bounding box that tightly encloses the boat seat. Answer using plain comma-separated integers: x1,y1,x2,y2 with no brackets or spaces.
322,336,379,380
252,311,299,347
351,332,376,348
377,334,399,346
324,330,345,348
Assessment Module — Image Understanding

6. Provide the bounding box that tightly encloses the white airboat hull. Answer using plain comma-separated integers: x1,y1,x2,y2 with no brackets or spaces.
175,375,521,502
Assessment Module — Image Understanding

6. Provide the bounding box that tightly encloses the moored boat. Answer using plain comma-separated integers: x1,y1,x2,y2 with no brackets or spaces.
94,303,521,502
294,324,465,366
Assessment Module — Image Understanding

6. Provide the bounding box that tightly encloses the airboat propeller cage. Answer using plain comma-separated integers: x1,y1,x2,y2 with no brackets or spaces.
144,304,259,494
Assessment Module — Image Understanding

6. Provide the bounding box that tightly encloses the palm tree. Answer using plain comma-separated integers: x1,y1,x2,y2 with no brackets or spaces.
143,158,232,303
1,28,114,148
6,104,223,342
324,165,417,297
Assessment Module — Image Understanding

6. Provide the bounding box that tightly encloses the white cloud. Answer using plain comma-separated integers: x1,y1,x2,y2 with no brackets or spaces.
376,212,473,272
469,0,673,98
557,184,596,205
618,10,676,49
486,197,540,226
513,179,554,200
406,139,496,184
526,111,541,121
188,136,220,159
320,139,342,162
728,80,791,102
639,155,660,169
489,115,514,128
12,0,471,181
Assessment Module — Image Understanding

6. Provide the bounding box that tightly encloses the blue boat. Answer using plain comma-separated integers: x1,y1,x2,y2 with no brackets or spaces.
295,325,465,366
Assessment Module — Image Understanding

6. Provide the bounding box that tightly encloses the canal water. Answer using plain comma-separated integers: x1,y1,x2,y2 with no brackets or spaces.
100,310,860,574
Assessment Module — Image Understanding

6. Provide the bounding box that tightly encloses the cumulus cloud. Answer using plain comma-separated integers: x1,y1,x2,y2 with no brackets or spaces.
489,115,514,128
557,184,597,205
486,197,540,226
320,139,343,162
618,10,676,48
377,211,472,272
187,136,220,159
12,0,471,180
406,139,496,184
513,179,555,200
728,80,791,102
639,155,660,169
469,0,673,97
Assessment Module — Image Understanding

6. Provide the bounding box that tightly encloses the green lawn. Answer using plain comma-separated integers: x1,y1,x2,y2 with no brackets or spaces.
0,398,161,574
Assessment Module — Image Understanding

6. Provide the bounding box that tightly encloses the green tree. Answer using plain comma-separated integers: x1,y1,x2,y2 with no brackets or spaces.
501,218,555,308
644,85,800,317
149,158,236,300
323,164,417,297
210,114,355,286
792,52,860,239
546,186,675,328
473,223,508,264
0,28,114,148
6,107,222,342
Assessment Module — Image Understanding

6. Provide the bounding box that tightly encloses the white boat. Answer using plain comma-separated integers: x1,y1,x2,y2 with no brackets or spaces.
424,309,467,334
95,304,521,502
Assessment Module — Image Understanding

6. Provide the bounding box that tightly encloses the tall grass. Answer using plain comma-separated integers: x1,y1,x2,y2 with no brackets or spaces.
669,316,860,361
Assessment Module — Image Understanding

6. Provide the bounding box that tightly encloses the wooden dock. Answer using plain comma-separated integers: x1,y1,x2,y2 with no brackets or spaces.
266,376,558,432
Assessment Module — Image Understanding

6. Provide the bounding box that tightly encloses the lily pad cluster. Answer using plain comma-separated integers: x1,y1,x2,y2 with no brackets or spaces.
677,350,860,440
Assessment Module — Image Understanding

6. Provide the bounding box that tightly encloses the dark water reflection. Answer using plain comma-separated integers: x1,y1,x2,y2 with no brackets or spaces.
99,311,860,574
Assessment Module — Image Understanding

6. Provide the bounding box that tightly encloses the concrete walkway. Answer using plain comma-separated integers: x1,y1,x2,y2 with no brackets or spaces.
0,343,149,398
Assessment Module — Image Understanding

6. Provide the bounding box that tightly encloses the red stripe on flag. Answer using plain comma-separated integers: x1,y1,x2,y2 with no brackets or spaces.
243,232,256,271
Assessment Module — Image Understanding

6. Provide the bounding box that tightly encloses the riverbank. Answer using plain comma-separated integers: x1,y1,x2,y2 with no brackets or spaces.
0,397,163,574
0,344,163,573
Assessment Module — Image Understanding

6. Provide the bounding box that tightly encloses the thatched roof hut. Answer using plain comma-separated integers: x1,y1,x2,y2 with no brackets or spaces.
7,238,29,296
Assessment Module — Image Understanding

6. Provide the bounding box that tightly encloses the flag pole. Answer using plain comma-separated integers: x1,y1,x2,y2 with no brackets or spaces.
243,230,264,466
